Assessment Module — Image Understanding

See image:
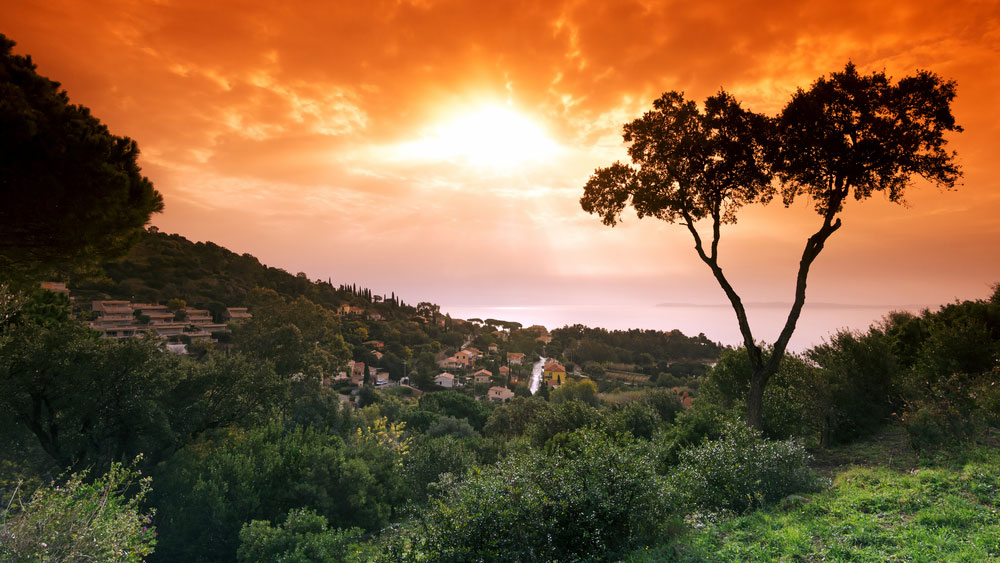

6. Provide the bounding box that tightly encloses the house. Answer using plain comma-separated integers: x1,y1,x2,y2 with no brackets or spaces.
367,311,383,321
348,361,367,385
364,340,385,350
465,347,483,359
338,304,364,315
184,308,214,324
39,281,70,295
473,369,493,385
507,352,525,365
440,349,475,369
135,304,174,325
499,366,510,377
672,387,694,408
372,351,384,360
488,343,499,353
488,386,515,403
225,307,252,322
89,301,142,340
438,356,465,370
435,372,456,388
536,335,553,345
543,361,566,387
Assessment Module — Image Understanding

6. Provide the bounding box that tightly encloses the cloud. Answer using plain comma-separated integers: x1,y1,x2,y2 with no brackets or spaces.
3,0,999,340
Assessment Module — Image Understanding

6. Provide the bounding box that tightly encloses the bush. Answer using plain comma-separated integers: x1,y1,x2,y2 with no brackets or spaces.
668,422,821,514
404,435,478,501
0,460,156,562
652,404,729,471
237,508,364,563
526,400,605,446
700,347,824,443
152,421,409,561
901,368,1000,451
808,328,903,445
391,429,675,561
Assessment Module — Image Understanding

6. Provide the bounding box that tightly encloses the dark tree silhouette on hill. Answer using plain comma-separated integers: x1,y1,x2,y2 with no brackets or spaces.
581,63,962,429
0,34,163,281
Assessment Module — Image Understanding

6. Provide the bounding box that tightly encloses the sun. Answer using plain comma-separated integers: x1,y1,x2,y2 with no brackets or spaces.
396,105,559,170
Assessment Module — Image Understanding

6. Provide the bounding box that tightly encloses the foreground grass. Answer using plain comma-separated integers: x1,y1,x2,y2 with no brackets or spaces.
629,428,1000,562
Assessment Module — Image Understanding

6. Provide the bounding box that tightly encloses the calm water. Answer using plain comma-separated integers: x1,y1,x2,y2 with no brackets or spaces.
441,302,934,353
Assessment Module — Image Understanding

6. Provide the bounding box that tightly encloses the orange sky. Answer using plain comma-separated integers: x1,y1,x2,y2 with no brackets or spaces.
4,0,999,345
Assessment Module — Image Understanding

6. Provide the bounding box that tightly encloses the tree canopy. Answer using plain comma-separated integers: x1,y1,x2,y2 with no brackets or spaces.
0,34,163,281
581,63,962,428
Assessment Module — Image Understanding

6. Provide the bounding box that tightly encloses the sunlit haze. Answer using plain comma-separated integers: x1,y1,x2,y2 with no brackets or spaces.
4,0,999,350
394,105,561,169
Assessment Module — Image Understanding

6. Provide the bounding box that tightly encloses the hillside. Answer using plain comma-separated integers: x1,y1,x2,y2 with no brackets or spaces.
70,229,373,311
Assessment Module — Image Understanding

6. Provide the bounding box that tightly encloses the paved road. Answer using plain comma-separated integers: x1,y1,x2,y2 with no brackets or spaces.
529,356,546,394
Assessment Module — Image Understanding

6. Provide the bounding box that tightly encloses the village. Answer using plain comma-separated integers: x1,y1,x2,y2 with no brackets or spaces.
66,280,583,407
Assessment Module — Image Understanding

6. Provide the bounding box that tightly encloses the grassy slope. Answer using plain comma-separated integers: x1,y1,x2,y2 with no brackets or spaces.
630,427,1000,562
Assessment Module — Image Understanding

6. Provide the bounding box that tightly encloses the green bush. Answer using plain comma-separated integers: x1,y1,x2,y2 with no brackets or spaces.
652,404,729,471
0,460,156,562
237,508,364,563
152,421,409,561
901,369,1000,451
404,435,478,501
526,399,605,446
668,422,821,514
391,429,675,561
699,347,824,443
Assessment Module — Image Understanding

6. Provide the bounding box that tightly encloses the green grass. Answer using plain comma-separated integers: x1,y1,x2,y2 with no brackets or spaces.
628,427,1000,562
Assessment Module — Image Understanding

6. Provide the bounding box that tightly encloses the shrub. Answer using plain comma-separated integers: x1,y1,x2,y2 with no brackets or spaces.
0,460,156,562
425,415,478,439
404,435,478,501
237,508,364,563
393,429,675,561
700,347,824,443
901,368,1000,451
652,404,729,471
807,328,901,445
152,421,409,561
668,422,821,514
526,400,605,446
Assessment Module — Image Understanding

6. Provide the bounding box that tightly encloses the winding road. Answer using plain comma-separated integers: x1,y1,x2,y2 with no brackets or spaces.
529,356,546,394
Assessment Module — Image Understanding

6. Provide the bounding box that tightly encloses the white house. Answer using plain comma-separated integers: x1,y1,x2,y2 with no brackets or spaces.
488,386,515,402
435,372,456,388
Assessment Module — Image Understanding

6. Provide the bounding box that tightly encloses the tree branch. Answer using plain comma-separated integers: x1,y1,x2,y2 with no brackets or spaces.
765,189,846,376
681,211,762,368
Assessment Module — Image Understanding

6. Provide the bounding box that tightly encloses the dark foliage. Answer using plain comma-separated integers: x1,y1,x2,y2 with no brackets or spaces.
0,35,163,281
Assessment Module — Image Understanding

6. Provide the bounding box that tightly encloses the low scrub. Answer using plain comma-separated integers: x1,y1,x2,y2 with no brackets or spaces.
381,429,676,561
668,422,821,514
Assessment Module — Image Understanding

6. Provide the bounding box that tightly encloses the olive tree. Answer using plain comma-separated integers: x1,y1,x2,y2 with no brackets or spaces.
581,63,961,429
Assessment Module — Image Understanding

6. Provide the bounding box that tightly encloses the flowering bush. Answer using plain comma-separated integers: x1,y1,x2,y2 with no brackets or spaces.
0,460,156,562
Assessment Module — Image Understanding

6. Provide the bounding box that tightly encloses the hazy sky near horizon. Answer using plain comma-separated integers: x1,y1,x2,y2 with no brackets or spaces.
4,0,999,344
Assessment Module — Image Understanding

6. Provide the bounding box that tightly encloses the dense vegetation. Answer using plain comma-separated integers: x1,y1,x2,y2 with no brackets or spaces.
3,274,998,561
1,41,995,561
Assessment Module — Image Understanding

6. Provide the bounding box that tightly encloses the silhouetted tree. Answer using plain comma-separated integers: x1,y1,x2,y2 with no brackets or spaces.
581,63,961,429
0,35,163,281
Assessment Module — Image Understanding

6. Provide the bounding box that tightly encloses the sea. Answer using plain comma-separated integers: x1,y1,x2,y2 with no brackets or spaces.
440,302,935,353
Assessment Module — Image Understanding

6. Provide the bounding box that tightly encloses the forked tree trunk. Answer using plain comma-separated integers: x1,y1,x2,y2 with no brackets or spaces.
686,199,844,431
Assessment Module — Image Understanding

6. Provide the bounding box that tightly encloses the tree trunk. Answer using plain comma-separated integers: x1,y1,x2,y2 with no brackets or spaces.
746,369,768,431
